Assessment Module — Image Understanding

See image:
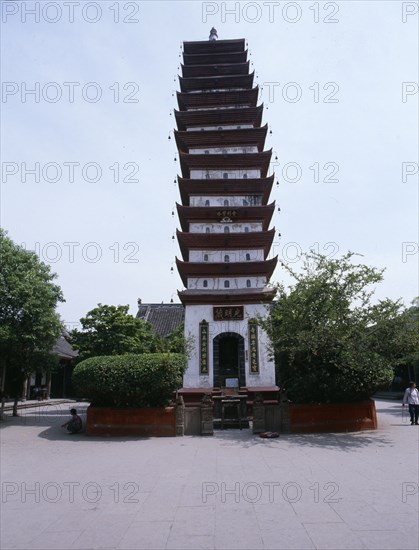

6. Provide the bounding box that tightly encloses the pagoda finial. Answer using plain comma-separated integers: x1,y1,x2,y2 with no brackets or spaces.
209,27,218,41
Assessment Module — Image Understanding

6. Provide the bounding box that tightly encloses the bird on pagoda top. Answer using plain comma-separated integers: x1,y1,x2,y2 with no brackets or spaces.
209,27,218,41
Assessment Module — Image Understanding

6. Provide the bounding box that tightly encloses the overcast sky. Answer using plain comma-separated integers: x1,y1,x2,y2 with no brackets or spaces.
1,0,418,328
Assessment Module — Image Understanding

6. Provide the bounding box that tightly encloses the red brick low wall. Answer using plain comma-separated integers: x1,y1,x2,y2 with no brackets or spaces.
86,406,176,437
288,399,377,433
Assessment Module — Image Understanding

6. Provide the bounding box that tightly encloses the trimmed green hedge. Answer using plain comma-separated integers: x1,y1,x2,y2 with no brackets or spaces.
72,353,186,407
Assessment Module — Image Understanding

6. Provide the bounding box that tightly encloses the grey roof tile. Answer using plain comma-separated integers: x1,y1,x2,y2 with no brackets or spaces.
136,303,184,336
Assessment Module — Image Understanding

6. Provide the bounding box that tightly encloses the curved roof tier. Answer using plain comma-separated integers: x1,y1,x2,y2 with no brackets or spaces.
176,256,278,286
178,287,276,305
176,203,275,232
176,229,276,261
183,38,245,55
177,175,275,205
183,50,248,66
179,150,272,179
174,125,267,152
181,62,249,78
179,72,254,93
175,104,263,130
176,87,258,111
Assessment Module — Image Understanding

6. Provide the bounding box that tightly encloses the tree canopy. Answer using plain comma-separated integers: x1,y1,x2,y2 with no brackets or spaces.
262,251,419,404
70,304,155,360
0,229,64,406
151,322,187,354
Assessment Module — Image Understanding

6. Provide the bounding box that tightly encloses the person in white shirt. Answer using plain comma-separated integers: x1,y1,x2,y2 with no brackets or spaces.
402,382,419,425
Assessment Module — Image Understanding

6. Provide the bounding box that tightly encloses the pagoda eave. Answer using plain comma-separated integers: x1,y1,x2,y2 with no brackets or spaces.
176,257,278,286
175,105,263,131
179,150,272,179
174,125,268,153
176,203,275,232
181,61,250,78
183,50,248,67
176,229,276,261
183,50,248,65
183,39,245,55
178,288,277,305
176,87,258,111
179,73,254,93
178,175,275,205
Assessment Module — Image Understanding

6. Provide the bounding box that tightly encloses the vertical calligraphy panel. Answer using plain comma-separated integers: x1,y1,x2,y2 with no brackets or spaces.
248,320,259,374
199,320,209,375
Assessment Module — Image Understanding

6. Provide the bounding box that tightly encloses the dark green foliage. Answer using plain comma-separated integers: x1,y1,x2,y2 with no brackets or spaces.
72,353,187,407
0,229,64,413
262,252,419,404
151,322,187,354
71,304,154,360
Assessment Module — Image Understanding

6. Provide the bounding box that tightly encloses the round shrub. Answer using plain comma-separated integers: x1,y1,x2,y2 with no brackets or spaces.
72,353,186,407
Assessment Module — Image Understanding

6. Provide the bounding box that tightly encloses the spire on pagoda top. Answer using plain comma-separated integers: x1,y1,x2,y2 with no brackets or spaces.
209,27,218,41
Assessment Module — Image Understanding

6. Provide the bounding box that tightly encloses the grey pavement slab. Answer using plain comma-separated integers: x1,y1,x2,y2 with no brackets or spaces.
0,399,418,550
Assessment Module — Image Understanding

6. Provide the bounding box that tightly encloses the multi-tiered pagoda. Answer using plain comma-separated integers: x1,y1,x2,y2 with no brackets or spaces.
174,30,278,394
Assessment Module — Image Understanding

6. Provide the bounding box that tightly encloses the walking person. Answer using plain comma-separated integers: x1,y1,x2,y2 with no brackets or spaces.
402,382,419,425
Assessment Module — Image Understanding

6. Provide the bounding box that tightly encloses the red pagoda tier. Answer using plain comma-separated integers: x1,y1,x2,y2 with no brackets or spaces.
176,257,277,286
175,105,263,130
176,204,275,232
181,61,250,78
174,125,267,153
176,88,258,110
177,175,275,205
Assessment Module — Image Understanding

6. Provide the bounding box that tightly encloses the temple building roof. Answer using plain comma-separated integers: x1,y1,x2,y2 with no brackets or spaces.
52,335,79,360
136,302,185,336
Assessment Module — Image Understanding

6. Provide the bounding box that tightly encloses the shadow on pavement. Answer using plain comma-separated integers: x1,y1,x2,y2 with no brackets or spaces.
213,428,396,450
0,404,154,442
1,399,409,447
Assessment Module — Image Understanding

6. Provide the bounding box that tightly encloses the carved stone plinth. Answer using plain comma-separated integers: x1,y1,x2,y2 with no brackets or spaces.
176,395,185,436
252,392,265,433
201,394,214,435
279,391,290,433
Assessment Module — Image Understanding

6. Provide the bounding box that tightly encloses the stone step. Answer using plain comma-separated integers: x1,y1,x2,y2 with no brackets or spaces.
1,399,76,412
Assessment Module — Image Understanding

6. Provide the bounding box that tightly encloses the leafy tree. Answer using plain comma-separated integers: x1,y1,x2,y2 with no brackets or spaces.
71,304,154,360
0,229,64,415
262,251,419,404
398,297,419,381
151,322,187,354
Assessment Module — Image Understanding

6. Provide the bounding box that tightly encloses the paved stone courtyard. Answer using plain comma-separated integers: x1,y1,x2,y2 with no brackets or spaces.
1,399,418,550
